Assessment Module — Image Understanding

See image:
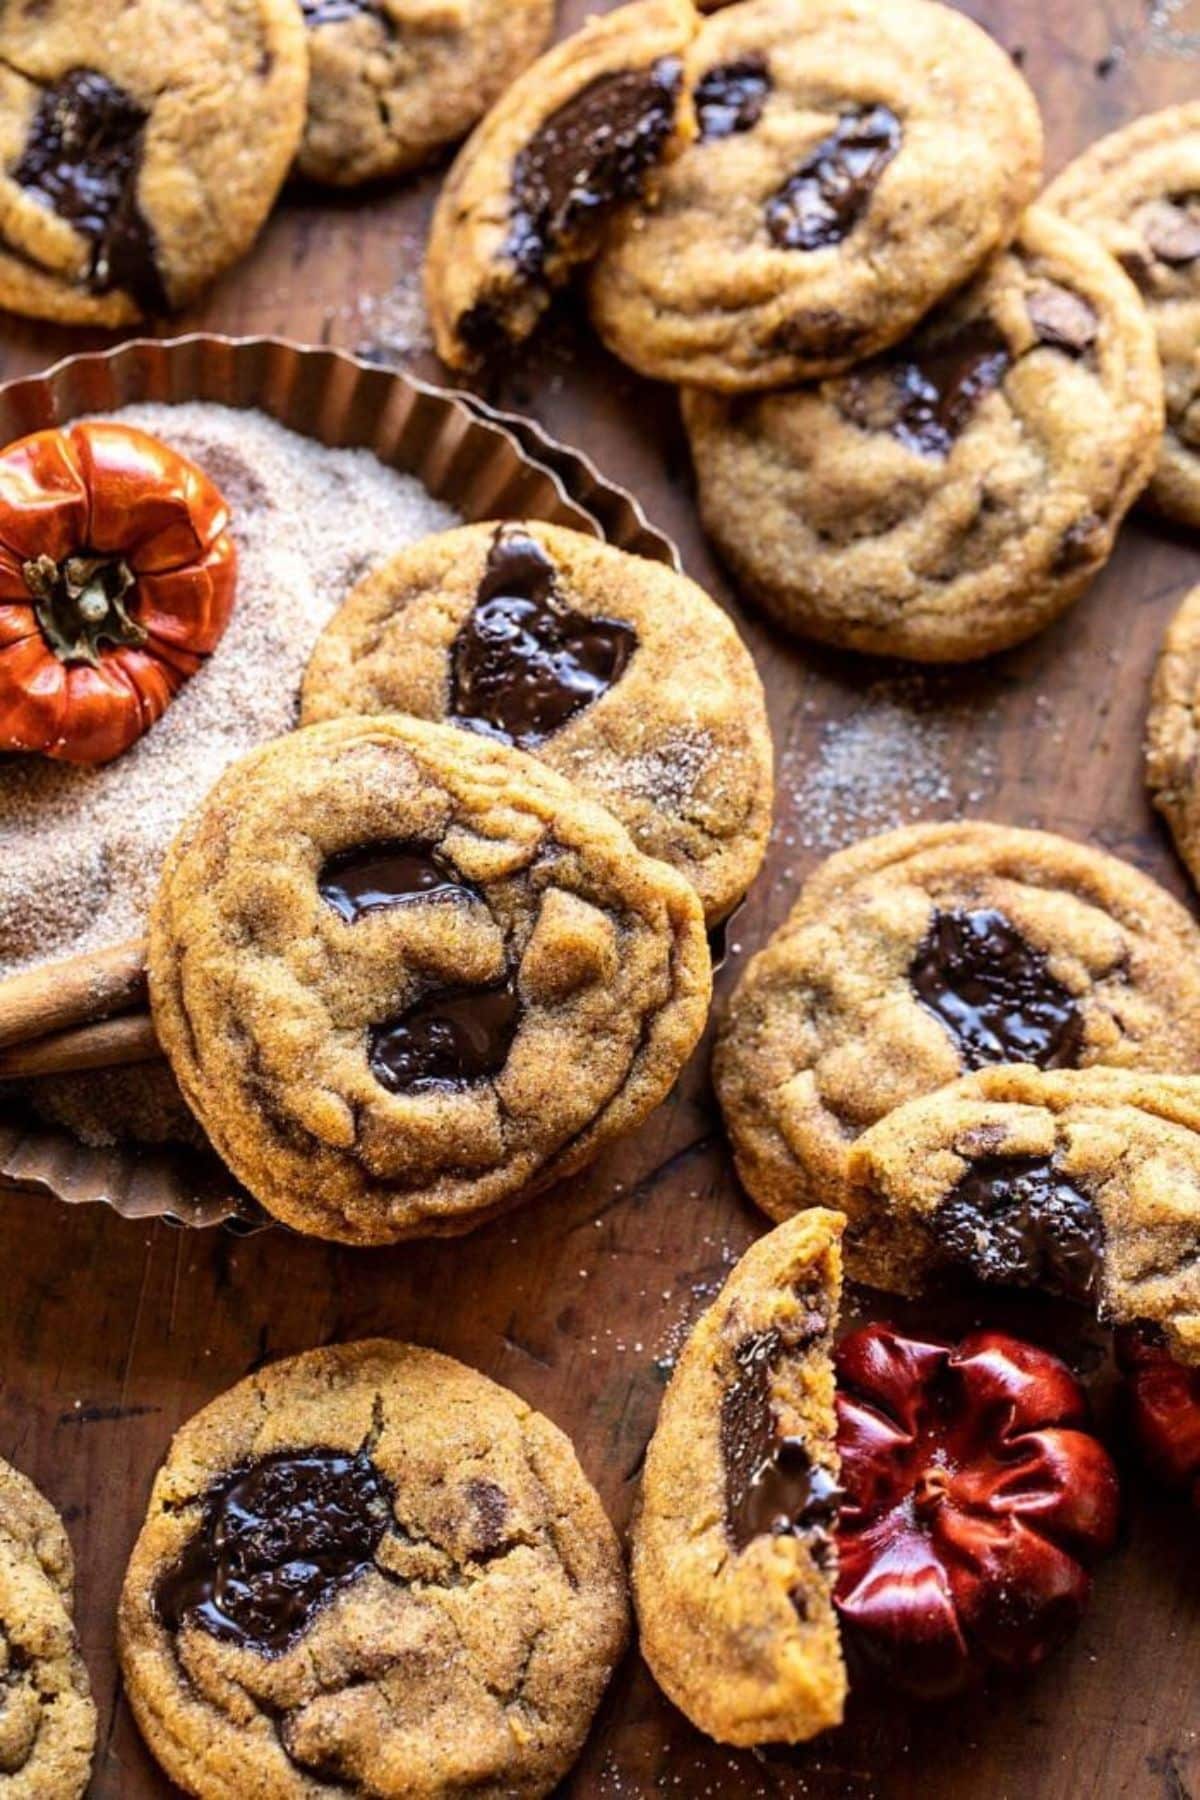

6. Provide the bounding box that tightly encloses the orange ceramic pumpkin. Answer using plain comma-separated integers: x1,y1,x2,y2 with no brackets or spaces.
0,420,236,765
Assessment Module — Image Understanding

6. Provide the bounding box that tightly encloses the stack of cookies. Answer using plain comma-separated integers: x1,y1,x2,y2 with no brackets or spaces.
428,0,1197,662
143,518,774,1244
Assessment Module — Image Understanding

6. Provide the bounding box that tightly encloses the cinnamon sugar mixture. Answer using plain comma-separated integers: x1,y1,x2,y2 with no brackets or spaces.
0,404,459,977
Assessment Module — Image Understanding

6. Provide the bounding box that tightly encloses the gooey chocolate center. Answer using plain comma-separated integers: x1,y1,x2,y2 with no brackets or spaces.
506,59,683,278
839,319,1013,458
936,1154,1105,1302
720,1306,840,1560
319,844,476,923
910,907,1084,1071
765,105,901,252
369,976,520,1095
154,1448,391,1656
450,527,637,748
13,68,167,313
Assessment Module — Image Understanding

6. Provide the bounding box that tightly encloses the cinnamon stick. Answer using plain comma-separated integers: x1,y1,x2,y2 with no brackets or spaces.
0,1013,160,1080
0,937,148,1051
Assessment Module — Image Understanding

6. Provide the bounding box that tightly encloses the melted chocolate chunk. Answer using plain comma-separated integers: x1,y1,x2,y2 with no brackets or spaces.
1026,283,1099,356
507,58,682,276
735,1438,844,1546
936,1154,1105,1302
1143,196,1200,266
319,843,475,923
154,1448,390,1656
721,1310,838,1555
840,319,1012,458
765,105,901,252
694,56,771,140
910,908,1085,1071
369,975,520,1094
450,527,636,747
13,69,167,314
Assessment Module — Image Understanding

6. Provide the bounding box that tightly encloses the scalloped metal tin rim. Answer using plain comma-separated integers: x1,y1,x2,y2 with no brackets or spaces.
0,333,684,1232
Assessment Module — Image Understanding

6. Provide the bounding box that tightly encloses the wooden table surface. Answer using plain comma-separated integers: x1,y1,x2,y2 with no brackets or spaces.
1,3,1198,1795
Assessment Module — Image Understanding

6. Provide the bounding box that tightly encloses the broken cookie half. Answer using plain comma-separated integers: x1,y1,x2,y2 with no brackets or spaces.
632,1208,846,1745
845,1066,1200,1363
426,0,697,371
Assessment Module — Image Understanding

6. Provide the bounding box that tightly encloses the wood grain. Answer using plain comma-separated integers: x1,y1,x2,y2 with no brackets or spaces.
0,3,1197,1796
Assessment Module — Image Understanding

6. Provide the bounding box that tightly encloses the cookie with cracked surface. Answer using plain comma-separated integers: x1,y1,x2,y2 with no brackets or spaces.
0,0,308,326
684,208,1162,662
148,714,711,1244
0,1458,95,1798
714,822,1200,1225
1148,583,1200,891
633,1209,846,1746
297,0,555,188
1044,103,1200,529
119,1339,629,1800
588,0,1043,391
846,1067,1200,1362
301,520,773,925
425,0,697,371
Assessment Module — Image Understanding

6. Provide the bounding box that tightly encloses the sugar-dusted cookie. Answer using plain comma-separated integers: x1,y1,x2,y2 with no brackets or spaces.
633,1210,846,1745
425,0,697,369
120,1340,628,1799
590,0,1042,390
714,822,1200,1222
301,521,773,924
0,0,308,324
684,209,1162,661
846,1066,1200,1362
1045,103,1200,528
297,0,555,187
148,715,711,1243
0,1457,94,1798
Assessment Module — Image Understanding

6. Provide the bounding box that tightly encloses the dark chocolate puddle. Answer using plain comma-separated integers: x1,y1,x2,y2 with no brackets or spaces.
838,319,1012,458
450,526,636,747
505,57,683,278
155,1447,392,1657
936,1153,1106,1303
13,67,167,313
765,105,901,252
318,843,477,923
720,1299,839,1557
369,974,520,1095
909,907,1084,1070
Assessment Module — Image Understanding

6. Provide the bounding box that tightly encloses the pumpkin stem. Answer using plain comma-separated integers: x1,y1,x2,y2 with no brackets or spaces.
24,552,144,669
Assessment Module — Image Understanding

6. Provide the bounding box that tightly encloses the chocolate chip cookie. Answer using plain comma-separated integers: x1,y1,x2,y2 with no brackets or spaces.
588,0,1043,390
1148,583,1200,889
0,1457,95,1798
714,822,1200,1225
425,0,697,370
684,208,1162,662
148,714,711,1244
1045,103,1200,529
847,1067,1200,1363
301,521,773,925
633,1209,846,1745
0,0,308,325
297,0,555,188
119,1339,628,1800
